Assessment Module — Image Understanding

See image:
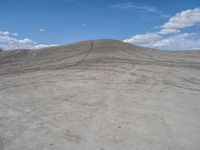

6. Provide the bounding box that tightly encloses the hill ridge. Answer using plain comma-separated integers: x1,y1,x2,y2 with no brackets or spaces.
0,39,200,75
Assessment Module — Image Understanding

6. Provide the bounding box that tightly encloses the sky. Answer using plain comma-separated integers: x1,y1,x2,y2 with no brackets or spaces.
0,0,200,50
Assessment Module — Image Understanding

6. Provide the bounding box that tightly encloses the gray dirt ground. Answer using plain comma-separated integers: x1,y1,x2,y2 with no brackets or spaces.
0,40,200,150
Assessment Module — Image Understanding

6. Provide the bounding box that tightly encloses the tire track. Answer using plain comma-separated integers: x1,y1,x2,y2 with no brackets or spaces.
63,41,94,69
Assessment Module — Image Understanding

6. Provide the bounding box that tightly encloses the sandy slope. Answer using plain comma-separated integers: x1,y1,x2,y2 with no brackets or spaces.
0,40,200,150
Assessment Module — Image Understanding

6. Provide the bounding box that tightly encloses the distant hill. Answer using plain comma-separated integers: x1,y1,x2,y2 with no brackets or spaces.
0,48,3,52
0,39,199,74
0,39,200,150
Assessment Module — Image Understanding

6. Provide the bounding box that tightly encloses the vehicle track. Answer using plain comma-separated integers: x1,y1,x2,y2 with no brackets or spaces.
63,41,94,69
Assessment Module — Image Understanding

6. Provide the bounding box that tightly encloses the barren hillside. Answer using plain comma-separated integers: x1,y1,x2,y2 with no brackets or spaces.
0,40,200,150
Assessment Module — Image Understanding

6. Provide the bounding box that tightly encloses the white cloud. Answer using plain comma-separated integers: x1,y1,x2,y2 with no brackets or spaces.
160,8,200,34
0,31,58,50
0,36,34,45
0,31,10,35
112,2,158,13
124,32,200,50
154,33,194,47
0,35,17,43
123,33,161,47
33,44,58,49
18,38,35,44
0,31,19,36
39,29,45,32
124,7,200,50
153,33,200,50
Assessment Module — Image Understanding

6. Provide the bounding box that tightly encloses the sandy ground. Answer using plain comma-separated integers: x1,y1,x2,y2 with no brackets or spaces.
0,40,200,150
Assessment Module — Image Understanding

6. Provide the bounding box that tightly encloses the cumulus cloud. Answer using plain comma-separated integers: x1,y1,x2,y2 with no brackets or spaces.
153,33,200,50
0,31,19,36
0,32,58,50
112,2,158,13
124,32,200,50
0,35,34,45
124,8,200,50
124,33,161,47
18,38,35,44
0,35,17,43
159,8,200,34
0,31,10,35
33,44,58,49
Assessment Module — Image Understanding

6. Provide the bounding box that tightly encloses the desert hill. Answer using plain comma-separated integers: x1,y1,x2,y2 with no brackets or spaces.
0,39,200,150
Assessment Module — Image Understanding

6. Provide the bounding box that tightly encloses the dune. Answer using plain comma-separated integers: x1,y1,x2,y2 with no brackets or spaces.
0,39,200,150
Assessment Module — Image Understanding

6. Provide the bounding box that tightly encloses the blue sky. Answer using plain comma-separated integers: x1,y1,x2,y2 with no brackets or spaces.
0,0,200,50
